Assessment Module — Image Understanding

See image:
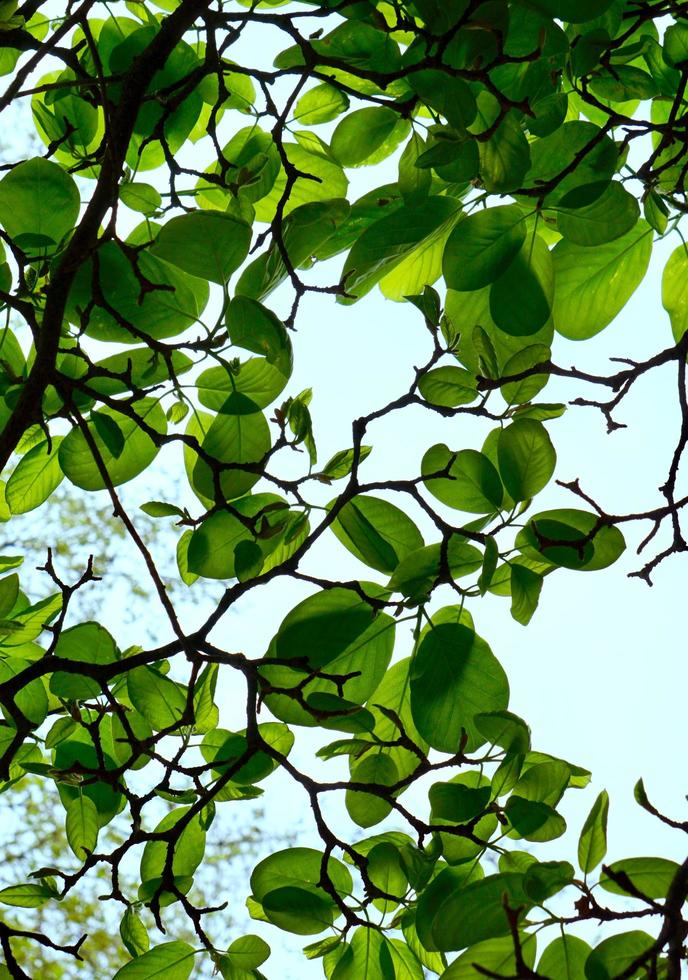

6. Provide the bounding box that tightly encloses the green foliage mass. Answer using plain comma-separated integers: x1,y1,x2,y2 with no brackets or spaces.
0,1,686,978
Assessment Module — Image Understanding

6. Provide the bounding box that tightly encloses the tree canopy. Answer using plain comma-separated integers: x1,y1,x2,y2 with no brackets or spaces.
0,0,686,977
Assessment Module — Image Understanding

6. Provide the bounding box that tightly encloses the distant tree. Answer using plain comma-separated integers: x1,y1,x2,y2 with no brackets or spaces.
0,2,686,979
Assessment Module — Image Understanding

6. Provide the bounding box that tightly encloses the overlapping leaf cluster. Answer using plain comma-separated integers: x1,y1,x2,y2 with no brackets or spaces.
0,1,686,977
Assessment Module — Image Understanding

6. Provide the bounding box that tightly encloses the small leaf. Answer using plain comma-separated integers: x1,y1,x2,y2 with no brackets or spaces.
578,789,609,874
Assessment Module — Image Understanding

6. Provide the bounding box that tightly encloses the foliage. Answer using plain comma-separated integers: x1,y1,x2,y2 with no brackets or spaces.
0,1,686,978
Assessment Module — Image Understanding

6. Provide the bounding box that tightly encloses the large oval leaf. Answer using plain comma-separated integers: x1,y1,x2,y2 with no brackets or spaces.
552,221,652,340
410,622,509,752
59,398,166,491
443,205,526,291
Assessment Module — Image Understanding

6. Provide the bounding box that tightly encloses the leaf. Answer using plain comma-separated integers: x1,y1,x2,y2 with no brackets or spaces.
537,935,591,980
128,666,187,732
139,808,206,904
442,935,536,979
59,398,166,492
140,501,186,519
67,241,205,343
0,882,57,908
225,935,270,971
120,181,162,215
226,297,292,378
552,221,652,340
662,242,688,341
320,445,372,480
151,211,252,284
294,82,349,125
497,419,556,502
259,588,395,727
345,753,398,828
516,508,626,571
250,847,351,935
409,622,509,753
599,857,680,899
556,182,640,246
112,942,196,980
0,157,80,250
578,789,609,874
443,205,526,291
584,932,655,980
418,873,530,952
339,197,459,303
510,565,543,626
331,106,408,167
120,907,150,958
489,235,554,337
65,794,99,859
330,495,424,574
418,366,477,407
422,445,503,513
6,437,64,514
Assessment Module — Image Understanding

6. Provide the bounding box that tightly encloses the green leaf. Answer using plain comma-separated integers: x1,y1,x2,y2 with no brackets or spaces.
91,411,125,459
6,437,64,514
422,445,503,513
599,856,680,899
442,935,536,979
578,789,609,874
474,710,531,754
505,796,567,842
224,935,270,972
510,564,543,626
187,404,271,503
556,182,640,247
538,935,591,980
332,106,409,168
419,873,529,952
251,848,351,935
331,927,386,980
140,501,186,519
188,494,290,580
584,932,655,980
236,199,349,301
151,211,252,284
128,666,187,732
330,495,424,574
552,221,652,340
525,121,617,205
226,297,292,378
0,157,79,250
662,243,688,341
489,235,554,337
0,882,57,908
522,860,574,902
410,622,509,753
320,445,372,481
65,794,99,859
479,112,531,193
120,906,150,958
139,808,206,904
294,82,349,125
516,508,626,571
497,419,556,502
346,753,398,828
120,181,162,215
418,366,477,407
112,941,196,980
443,205,526,291
663,20,688,68
340,197,459,303
59,398,166,492
67,241,205,343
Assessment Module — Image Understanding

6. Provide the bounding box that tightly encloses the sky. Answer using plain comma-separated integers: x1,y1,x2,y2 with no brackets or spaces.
4,2,688,976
